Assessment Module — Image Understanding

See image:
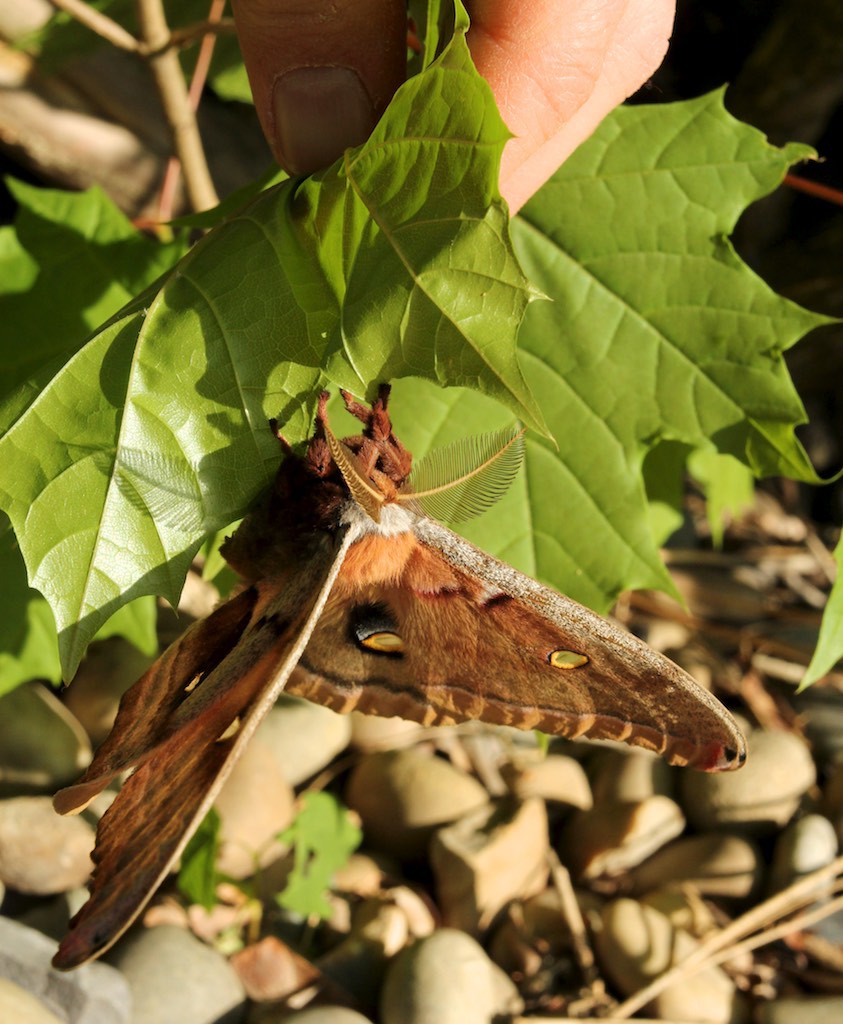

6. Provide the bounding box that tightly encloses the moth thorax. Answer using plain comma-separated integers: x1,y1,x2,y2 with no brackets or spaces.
341,499,415,536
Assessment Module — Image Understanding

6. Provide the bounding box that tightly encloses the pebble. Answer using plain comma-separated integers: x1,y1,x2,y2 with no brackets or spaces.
214,732,295,879
379,928,523,1024
106,924,246,1024
595,898,743,1023
0,978,64,1024
679,729,816,834
0,797,94,894
501,754,593,809
60,638,153,747
270,1010,375,1024
559,796,686,878
589,747,675,803
431,797,549,932
758,995,843,1024
767,814,839,894
0,914,130,1023
257,697,353,786
345,749,488,860
0,683,91,795
316,899,410,1009
821,759,843,846
791,687,843,763
349,713,422,751
629,832,763,899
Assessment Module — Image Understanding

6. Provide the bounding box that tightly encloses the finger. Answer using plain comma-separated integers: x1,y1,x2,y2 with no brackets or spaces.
468,0,676,211
232,0,406,174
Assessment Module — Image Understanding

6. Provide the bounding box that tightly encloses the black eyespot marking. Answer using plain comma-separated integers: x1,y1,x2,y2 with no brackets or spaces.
350,602,404,658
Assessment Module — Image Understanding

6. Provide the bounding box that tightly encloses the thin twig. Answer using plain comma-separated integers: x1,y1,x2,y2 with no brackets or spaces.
705,890,843,972
48,0,139,52
547,850,598,984
513,1018,704,1024
169,18,238,49
612,855,843,1019
136,0,219,213
158,0,226,220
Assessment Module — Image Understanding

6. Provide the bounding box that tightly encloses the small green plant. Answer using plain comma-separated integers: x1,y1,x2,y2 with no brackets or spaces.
276,793,363,921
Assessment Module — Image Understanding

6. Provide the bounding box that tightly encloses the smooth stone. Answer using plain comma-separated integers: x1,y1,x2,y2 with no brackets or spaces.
791,687,843,763
559,796,686,879
768,814,839,894
60,637,153,746
0,796,94,894
214,733,295,879
595,898,743,1023
431,797,549,933
680,730,816,834
348,713,422,751
0,683,91,795
230,935,324,1006
107,924,246,1024
821,760,843,845
316,899,410,1008
501,754,593,809
629,832,763,899
488,886,584,978
758,996,843,1024
589,748,675,803
0,978,64,1024
258,697,353,786
345,749,489,860
273,1010,375,1024
331,853,387,897
380,928,523,1024
0,914,130,1023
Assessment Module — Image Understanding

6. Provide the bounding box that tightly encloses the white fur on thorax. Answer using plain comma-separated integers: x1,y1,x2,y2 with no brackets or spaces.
340,499,416,537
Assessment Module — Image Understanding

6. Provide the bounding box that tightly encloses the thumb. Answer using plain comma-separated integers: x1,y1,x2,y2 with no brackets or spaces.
232,0,406,175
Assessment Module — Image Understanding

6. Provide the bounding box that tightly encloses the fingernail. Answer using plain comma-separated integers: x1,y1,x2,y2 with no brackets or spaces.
273,67,377,175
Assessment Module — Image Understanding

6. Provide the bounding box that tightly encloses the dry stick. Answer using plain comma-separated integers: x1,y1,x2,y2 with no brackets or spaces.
513,1018,705,1024
547,850,598,984
612,855,843,1019
704,890,843,972
136,0,219,213
158,0,226,221
48,0,139,52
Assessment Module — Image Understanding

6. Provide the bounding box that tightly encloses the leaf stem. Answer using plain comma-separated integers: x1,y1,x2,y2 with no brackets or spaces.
136,0,219,214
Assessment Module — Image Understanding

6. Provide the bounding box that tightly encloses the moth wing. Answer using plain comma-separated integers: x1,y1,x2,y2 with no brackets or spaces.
289,519,745,772
52,528,354,970
53,588,258,816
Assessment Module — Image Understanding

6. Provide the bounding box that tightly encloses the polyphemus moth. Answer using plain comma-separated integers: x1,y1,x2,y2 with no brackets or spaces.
52,384,745,970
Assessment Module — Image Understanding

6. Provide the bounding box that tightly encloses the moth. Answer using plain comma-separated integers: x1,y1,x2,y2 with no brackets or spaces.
52,384,745,969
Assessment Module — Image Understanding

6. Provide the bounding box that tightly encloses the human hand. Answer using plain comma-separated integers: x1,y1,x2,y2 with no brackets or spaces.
232,0,676,213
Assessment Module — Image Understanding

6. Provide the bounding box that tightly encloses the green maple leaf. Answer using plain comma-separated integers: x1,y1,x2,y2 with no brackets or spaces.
0,8,539,679
803,539,843,688
388,91,830,612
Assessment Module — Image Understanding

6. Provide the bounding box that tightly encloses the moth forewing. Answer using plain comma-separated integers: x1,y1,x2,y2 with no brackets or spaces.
51,526,358,970
411,517,747,772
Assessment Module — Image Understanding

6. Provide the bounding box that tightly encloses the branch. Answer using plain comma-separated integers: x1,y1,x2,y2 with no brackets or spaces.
136,0,219,213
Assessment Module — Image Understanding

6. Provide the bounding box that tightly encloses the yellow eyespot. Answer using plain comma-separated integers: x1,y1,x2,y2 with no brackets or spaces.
216,716,241,742
550,650,589,670
361,631,404,653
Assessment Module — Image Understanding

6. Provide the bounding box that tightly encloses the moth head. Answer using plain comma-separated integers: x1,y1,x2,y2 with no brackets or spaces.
306,385,526,527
